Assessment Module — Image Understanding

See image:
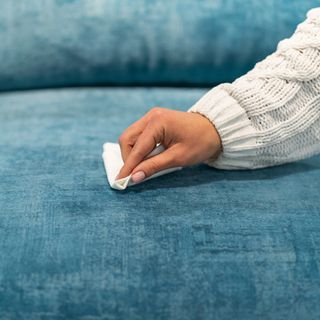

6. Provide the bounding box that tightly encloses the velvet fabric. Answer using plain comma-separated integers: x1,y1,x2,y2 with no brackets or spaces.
2,0,320,318
1,88,320,319
0,0,319,91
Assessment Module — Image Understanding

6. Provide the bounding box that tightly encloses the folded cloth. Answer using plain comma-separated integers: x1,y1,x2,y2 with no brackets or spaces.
102,142,183,190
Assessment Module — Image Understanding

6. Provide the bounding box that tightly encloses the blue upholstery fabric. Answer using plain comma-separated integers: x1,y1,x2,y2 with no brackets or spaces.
1,87,320,319
2,0,320,318
0,0,319,91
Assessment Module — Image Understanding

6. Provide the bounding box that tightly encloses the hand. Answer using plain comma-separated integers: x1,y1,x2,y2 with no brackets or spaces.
116,107,222,183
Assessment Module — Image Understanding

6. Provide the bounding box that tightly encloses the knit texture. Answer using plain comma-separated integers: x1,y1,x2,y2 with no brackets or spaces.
188,8,320,170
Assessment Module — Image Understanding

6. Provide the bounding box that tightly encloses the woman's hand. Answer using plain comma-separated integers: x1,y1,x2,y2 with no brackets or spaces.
116,107,222,183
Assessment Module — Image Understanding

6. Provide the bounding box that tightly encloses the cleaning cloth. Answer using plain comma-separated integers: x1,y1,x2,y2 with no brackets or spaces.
102,142,183,190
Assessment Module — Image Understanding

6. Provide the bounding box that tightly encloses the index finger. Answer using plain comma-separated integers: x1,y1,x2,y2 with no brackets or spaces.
117,121,163,179
118,115,149,162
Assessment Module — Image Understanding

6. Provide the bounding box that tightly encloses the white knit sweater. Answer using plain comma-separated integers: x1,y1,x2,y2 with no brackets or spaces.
188,8,320,169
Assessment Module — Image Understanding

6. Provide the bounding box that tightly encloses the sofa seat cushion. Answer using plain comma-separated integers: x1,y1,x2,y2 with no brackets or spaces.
0,87,320,319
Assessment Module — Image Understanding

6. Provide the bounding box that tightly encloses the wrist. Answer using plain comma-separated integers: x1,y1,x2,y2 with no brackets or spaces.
187,85,257,169
191,112,223,162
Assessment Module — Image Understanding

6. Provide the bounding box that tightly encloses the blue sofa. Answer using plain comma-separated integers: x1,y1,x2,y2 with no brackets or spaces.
1,1,320,319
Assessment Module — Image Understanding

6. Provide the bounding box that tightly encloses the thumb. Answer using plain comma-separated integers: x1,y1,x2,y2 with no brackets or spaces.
130,146,181,183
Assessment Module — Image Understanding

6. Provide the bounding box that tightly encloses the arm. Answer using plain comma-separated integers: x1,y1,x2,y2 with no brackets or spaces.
116,8,320,182
188,8,320,169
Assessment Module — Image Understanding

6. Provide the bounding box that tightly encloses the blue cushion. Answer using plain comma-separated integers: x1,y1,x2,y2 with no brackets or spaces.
1,0,319,91
1,87,320,319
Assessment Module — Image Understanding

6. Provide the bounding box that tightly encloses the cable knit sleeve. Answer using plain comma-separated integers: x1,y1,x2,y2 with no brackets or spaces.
187,8,320,169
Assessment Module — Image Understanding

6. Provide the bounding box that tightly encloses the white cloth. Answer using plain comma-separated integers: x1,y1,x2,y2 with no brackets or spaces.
188,8,320,169
102,142,183,190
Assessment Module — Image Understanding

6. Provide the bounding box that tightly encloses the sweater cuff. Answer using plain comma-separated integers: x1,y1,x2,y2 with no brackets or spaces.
187,85,258,169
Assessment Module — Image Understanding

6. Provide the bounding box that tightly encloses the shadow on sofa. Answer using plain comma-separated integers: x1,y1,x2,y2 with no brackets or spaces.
116,156,320,192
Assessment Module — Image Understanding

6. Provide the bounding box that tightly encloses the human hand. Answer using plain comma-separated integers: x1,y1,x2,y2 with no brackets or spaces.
116,107,222,183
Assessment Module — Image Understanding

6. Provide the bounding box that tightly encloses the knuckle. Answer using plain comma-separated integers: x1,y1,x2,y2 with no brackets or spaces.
148,159,160,173
150,109,167,123
150,107,165,117
131,148,145,160
165,152,177,166
150,106,161,113
118,133,128,144
172,151,185,166
171,156,182,167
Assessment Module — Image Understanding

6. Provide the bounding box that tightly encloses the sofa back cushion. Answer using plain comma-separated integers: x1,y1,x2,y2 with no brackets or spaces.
0,0,318,91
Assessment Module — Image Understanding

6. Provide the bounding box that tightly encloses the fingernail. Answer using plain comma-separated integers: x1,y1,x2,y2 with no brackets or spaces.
131,171,146,183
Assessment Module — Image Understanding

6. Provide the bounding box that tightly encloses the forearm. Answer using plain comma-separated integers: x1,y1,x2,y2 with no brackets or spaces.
188,8,320,170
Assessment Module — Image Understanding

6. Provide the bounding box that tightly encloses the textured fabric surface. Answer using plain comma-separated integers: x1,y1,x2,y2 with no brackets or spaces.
1,87,320,319
188,8,320,170
1,0,320,91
